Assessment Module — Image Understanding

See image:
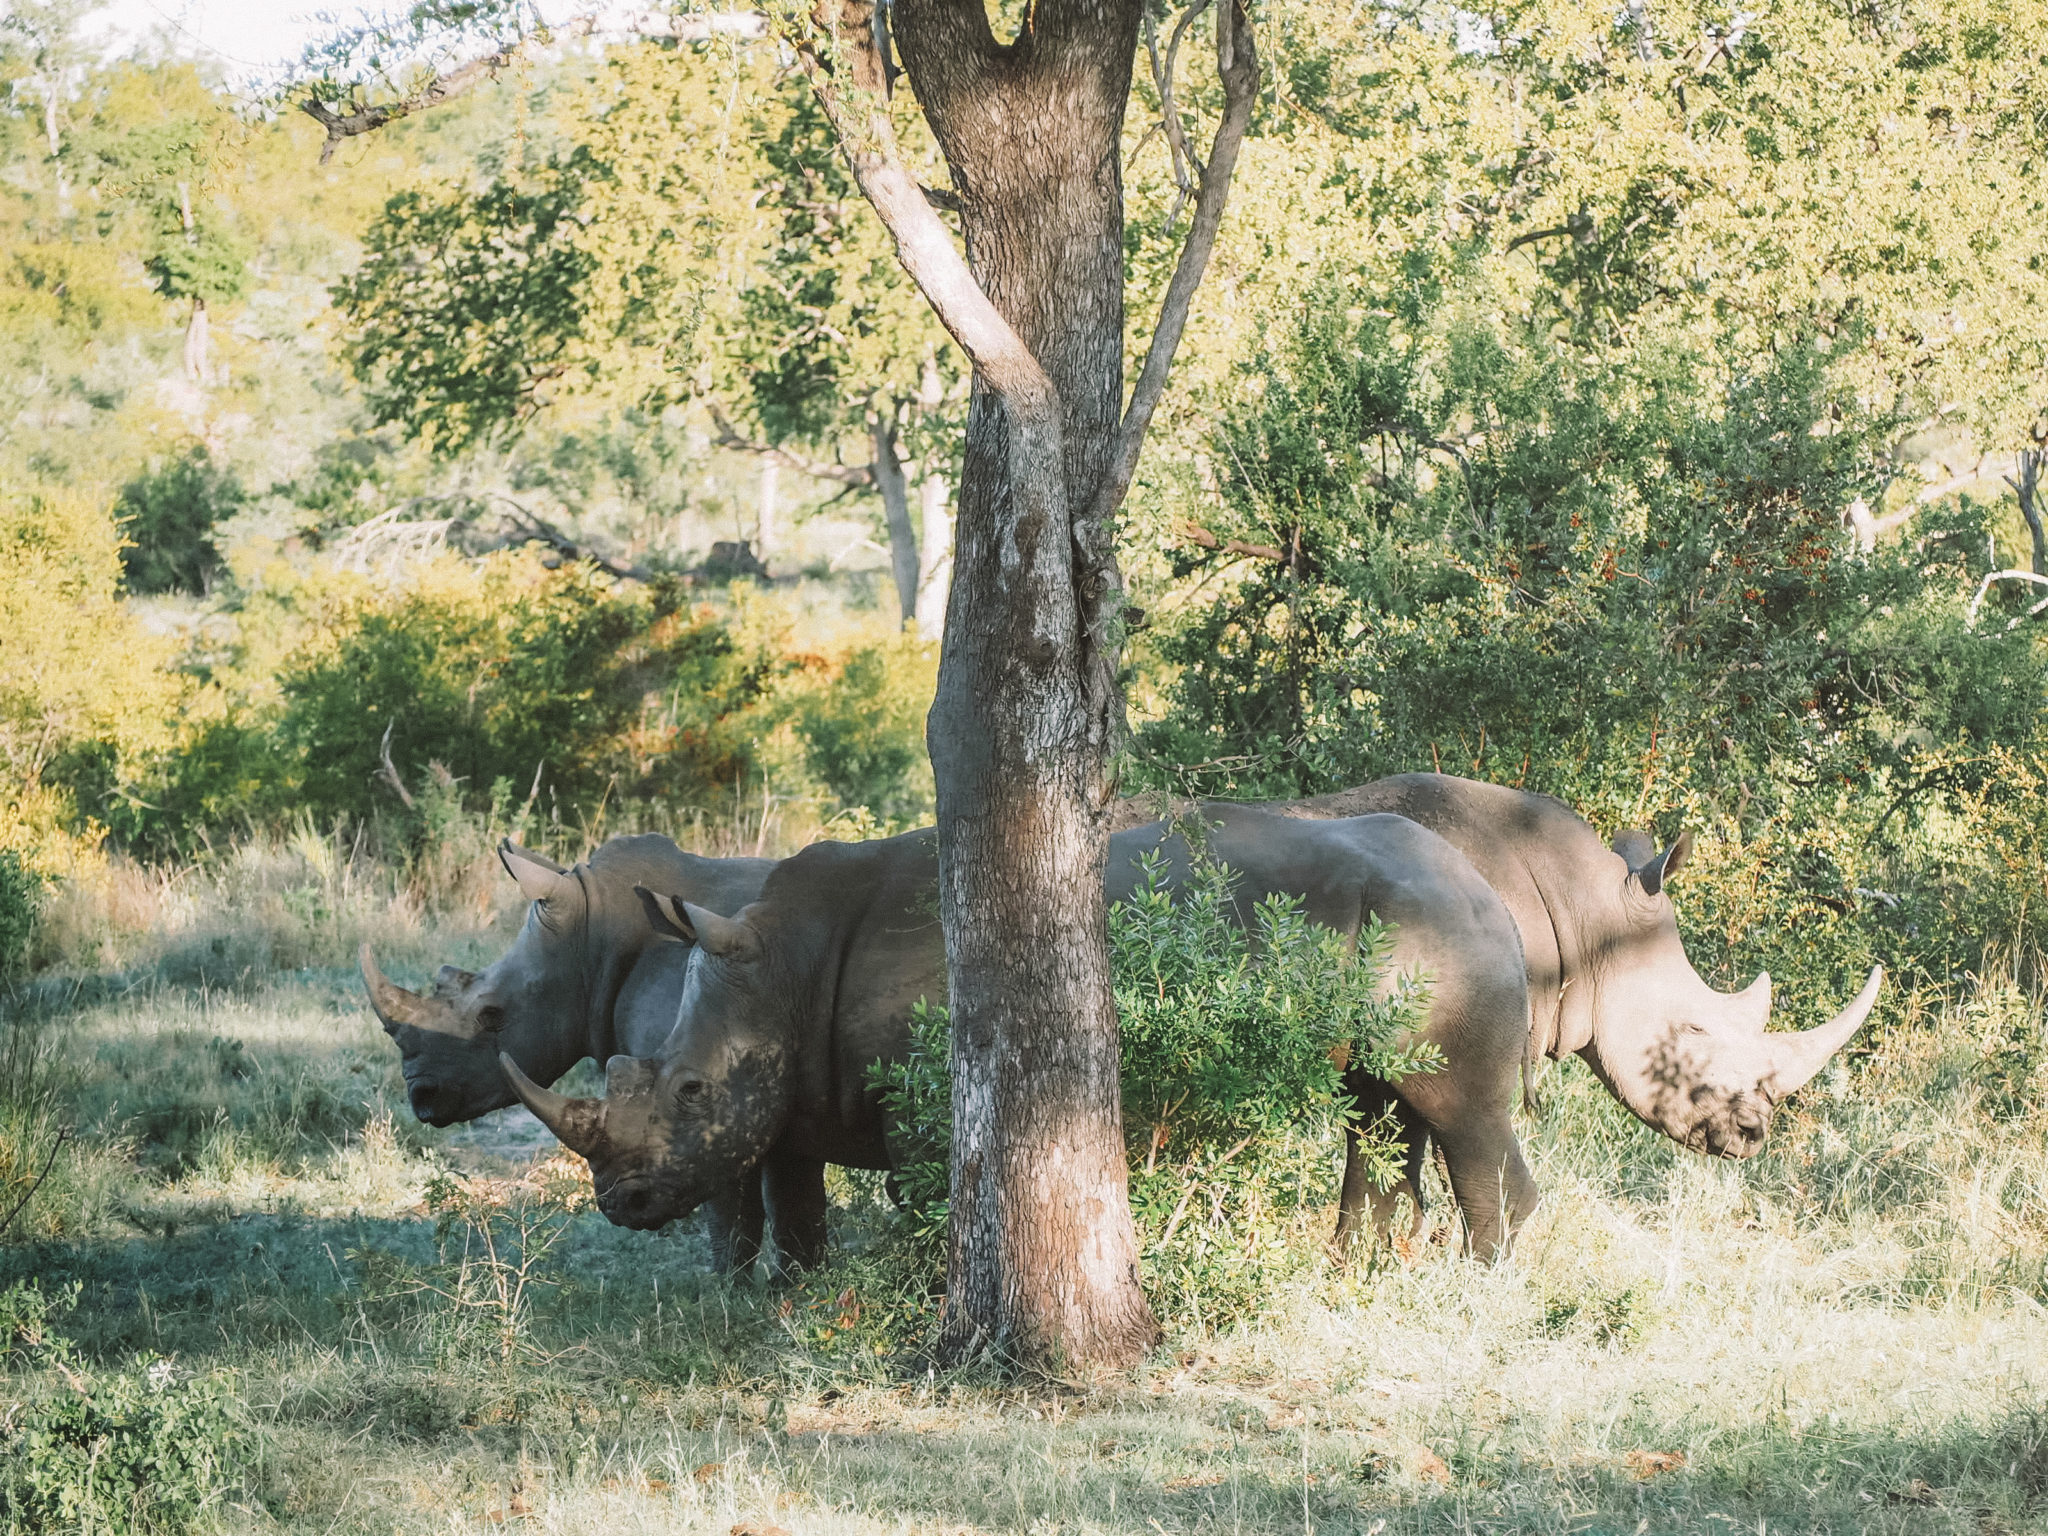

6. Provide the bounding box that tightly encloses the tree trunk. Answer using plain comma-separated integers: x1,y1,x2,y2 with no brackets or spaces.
756,458,778,566
872,414,921,624
893,0,1158,1369
915,469,952,640
183,295,209,384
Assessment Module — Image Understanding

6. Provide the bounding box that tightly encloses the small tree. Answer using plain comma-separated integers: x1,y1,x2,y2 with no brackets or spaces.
298,0,1259,1369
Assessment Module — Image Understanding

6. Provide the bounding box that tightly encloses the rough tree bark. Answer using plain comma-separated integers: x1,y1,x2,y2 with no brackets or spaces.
796,0,1256,1368
915,469,952,639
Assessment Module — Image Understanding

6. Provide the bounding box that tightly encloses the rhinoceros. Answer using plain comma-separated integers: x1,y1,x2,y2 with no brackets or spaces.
1219,773,1885,1164
359,835,782,1271
501,807,1540,1260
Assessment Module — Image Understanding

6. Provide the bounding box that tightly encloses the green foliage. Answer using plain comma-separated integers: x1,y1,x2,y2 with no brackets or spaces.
0,486,180,875
113,445,242,595
872,847,1433,1326
791,638,937,825
869,998,952,1263
0,851,40,981
120,556,776,852
1112,849,1430,1157
1114,849,1434,1321
1139,267,2048,1012
332,160,602,454
0,1280,242,1535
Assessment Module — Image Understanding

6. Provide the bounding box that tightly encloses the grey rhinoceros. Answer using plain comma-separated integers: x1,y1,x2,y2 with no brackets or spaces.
1239,773,1885,1164
502,807,1539,1260
359,835,783,1271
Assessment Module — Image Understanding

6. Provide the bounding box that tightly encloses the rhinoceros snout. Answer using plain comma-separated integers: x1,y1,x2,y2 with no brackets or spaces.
600,1179,673,1231
1694,1098,1771,1159
408,1079,457,1126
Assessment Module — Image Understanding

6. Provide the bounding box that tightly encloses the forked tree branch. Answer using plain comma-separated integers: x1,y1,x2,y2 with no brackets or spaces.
791,4,1057,416
1086,0,1258,535
300,11,767,163
1143,0,1211,222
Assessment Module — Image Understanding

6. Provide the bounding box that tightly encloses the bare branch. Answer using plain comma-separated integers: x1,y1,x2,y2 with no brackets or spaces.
1966,568,2048,629
1175,519,1286,563
1086,0,1258,536
1843,496,1915,553
705,400,876,489
1143,0,1211,224
377,720,417,811
300,12,767,163
0,1127,71,1240
484,497,655,582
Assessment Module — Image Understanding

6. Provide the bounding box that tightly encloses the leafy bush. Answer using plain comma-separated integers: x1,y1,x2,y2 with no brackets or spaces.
792,637,937,826
872,844,1432,1327
1114,850,1434,1321
119,554,777,854
0,1280,242,1535
0,851,40,981
113,445,243,596
1138,278,2048,1011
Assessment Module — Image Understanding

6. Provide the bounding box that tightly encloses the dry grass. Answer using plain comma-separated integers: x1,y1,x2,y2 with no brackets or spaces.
3,837,2047,1534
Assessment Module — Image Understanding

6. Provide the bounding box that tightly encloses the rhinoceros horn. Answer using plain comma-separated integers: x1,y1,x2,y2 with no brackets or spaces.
1725,970,1772,1034
360,943,437,1033
500,1053,604,1157
1764,965,1885,1095
500,841,568,902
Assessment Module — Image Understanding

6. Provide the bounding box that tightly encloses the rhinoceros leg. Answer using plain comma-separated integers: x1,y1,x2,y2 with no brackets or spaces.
1333,1077,1428,1258
764,1155,831,1277
705,1172,766,1279
1429,1120,1539,1262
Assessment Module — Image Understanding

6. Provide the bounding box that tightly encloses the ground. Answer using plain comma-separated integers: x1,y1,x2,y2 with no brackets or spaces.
2,852,2046,1535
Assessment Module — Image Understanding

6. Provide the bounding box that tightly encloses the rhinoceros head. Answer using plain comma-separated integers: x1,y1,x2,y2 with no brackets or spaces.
502,891,792,1229
1586,829,1883,1159
361,842,588,1126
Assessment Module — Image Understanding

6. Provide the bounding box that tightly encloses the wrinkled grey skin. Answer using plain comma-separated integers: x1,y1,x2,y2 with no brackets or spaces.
360,835,782,1271
503,807,1541,1259
1156,773,1884,1164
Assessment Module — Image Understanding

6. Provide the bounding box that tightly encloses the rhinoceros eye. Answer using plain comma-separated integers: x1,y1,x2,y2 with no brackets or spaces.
476,1005,507,1034
674,1074,708,1102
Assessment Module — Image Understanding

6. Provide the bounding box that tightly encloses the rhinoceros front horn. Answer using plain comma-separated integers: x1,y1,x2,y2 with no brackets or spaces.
500,1053,604,1157
361,943,431,1033
1766,966,1884,1095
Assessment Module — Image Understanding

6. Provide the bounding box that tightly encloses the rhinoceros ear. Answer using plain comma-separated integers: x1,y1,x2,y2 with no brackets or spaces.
1611,829,1658,868
1630,829,1694,899
635,886,695,942
634,888,762,961
500,841,567,902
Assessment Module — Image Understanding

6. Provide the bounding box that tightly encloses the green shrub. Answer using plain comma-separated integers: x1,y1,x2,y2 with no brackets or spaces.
792,637,937,827
1114,850,1434,1322
1137,279,2048,1009
871,844,1433,1328
113,446,243,597
121,555,778,852
0,1280,242,1535
0,851,40,981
